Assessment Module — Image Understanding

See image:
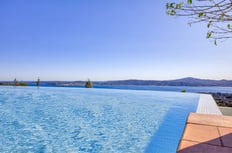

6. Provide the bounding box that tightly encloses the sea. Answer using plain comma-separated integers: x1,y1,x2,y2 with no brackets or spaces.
29,84,232,93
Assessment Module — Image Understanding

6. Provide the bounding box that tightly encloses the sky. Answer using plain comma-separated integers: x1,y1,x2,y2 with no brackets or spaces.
1,0,232,81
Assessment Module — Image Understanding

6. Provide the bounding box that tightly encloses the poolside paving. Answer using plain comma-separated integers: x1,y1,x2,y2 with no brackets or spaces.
177,113,232,153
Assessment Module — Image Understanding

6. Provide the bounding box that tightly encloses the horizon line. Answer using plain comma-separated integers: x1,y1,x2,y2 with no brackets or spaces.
0,77,232,82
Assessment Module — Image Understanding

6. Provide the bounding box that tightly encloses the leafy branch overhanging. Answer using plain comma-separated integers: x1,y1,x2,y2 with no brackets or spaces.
166,0,232,44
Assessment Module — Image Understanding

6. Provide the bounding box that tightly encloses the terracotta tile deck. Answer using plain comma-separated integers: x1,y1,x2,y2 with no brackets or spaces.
177,113,232,153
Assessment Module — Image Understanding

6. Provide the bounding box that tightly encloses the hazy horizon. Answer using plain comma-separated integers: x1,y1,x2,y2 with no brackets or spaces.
1,76,232,82
1,1,232,81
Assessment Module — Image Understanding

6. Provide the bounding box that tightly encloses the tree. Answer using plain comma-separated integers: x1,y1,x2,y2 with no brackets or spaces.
14,78,17,86
166,0,232,44
85,79,93,88
36,77,40,87
13,78,28,86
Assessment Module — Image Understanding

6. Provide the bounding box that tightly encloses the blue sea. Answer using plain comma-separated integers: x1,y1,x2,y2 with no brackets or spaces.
80,85,232,93
25,80,232,93
28,83,232,93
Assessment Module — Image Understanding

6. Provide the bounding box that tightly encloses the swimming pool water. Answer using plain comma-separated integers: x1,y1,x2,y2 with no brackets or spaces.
0,86,199,153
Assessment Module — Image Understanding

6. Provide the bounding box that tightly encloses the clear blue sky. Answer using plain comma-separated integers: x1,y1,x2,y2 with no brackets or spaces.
1,0,232,81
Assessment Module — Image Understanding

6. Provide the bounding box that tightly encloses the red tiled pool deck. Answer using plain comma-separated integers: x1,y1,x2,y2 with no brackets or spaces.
177,113,232,153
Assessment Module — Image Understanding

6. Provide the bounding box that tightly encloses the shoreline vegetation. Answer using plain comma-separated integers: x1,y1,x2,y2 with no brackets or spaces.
1,78,28,86
0,82,28,86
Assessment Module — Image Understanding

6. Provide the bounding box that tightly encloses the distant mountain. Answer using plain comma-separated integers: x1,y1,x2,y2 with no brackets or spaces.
1,77,232,87
92,77,232,86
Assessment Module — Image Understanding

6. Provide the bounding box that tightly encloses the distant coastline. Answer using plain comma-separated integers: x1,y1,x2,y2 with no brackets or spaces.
1,77,232,87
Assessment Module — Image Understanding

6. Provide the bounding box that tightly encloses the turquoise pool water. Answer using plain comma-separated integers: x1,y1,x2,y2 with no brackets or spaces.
0,86,199,153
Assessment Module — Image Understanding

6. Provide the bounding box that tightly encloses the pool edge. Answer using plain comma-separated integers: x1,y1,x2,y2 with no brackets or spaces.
196,94,222,115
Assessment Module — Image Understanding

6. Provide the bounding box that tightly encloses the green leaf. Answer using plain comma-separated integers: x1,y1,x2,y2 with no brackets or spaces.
170,3,175,8
227,24,231,29
218,13,225,20
207,21,212,28
176,2,184,9
168,9,176,16
166,3,169,9
187,0,192,4
198,12,204,17
207,31,212,39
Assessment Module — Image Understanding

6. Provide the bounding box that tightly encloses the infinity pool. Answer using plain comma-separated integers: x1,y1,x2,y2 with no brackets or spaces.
0,87,199,153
